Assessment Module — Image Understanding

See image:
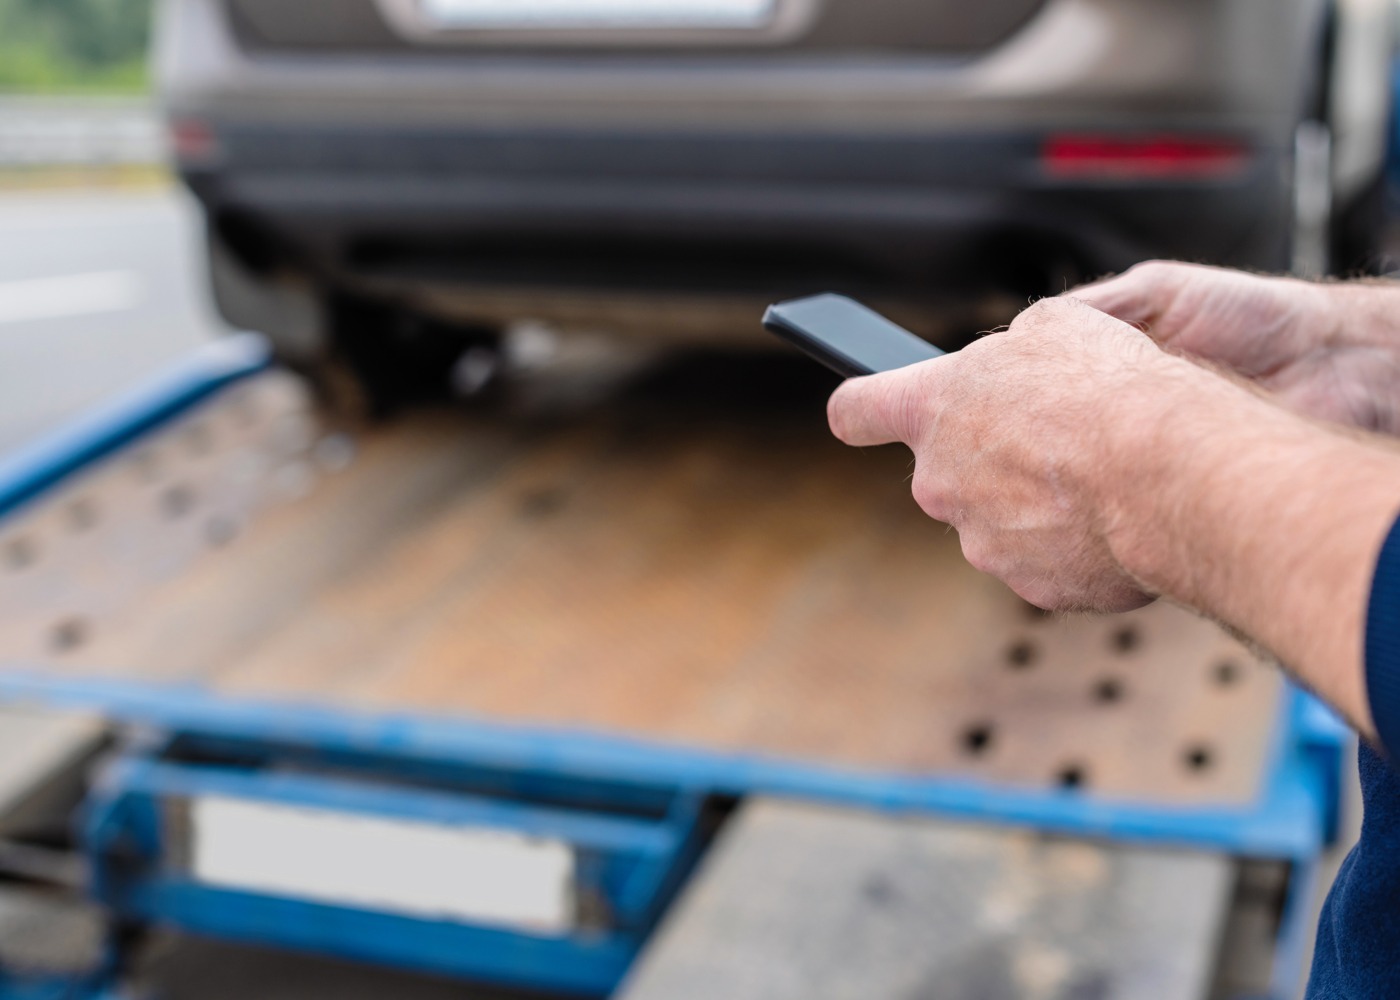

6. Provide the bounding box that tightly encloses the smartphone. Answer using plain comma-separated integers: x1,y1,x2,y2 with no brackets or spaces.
762,293,945,378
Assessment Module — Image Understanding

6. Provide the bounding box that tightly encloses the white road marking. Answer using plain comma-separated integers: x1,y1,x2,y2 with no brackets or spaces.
0,270,144,325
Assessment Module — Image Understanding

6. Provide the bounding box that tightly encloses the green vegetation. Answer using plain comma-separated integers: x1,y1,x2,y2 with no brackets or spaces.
0,0,154,94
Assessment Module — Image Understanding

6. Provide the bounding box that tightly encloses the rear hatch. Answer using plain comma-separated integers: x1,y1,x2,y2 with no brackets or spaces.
224,0,1049,55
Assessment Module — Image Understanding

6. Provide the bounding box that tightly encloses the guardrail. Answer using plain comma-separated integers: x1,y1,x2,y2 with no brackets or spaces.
0,96,163,168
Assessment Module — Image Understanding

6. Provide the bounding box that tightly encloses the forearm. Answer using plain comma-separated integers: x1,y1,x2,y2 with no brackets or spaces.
1103,363,1400,737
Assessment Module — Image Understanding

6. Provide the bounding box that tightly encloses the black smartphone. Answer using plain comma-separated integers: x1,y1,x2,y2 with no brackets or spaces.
762,293,945,378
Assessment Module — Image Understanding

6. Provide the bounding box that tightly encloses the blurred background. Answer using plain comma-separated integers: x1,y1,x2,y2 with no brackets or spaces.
0,0,213,451
0,1,1397,998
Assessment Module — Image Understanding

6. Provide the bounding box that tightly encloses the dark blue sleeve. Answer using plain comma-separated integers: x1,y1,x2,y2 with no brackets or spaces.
1365,515,1400,758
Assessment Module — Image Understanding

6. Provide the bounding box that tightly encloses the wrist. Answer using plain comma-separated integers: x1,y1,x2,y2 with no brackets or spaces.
1093,356,1251,599
1098,364,1400,733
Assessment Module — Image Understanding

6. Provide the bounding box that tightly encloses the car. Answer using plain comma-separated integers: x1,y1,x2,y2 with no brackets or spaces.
154,0,1395,405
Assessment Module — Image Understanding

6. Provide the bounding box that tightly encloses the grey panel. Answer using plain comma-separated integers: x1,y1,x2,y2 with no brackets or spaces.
622,799,1232,1000
0,887,105,976
169,0,1327,137
0,706,105,837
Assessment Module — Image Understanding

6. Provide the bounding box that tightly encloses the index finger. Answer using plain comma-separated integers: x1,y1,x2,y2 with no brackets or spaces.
1068,273,1155,327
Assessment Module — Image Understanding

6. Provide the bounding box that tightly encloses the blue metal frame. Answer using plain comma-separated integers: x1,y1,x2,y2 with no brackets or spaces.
0,334,269,523
1388,58,1400,217
0,973,118,1000
0,671,1345,1000
73,736,706,996
0,670,1345,863
1269,853,1326,999
116,886,635,995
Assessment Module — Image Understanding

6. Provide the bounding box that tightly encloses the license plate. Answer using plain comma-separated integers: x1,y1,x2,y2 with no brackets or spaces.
419,0,777,29
189,796,577,934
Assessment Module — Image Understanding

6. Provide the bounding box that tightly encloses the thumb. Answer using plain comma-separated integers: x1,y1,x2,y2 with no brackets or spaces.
827,366,932,448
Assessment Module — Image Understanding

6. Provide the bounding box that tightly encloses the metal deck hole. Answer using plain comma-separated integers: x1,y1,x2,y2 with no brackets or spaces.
1005,639,1038,670
1055,764,1087,790
519,488,568,521
1111,625,1141,655
204,516,239,548
1214,660,1241,687
2,537,34,571
1183,745,1215,774
183,423,213,456
272,413,316,457
228,387,259,426
49,618,88,653
161,485,196,520
862,875,898,907
312,434,356,474
66,499,97,532
960,722,996,757
272,461,315,501
228,449,270,486
131,450,161,483
1093,678,1125,704
1021,601,1051,621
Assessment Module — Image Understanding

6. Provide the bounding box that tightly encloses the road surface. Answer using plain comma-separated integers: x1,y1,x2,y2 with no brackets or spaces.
0,187,222,452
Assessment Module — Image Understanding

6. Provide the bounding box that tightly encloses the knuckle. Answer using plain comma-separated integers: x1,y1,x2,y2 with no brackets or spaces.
910,469,950,522
910,475,939,516
1008,298,1080,344
1126,259,1174,282
1012,296,1079,334
1019,296,1063,322
1004,571,1071,612
1008,578,1050,609
1104,584,1155,614
958,534,996,575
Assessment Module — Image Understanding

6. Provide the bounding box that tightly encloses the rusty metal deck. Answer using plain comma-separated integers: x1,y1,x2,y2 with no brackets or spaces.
0,355,1279,806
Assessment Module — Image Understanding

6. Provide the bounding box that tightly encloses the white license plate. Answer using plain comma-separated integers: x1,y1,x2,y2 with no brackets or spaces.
419,0,776,29
189,796,577,934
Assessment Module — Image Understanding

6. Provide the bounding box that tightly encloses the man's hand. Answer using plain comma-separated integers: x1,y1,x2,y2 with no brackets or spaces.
1076,261,1400,433
827,296,1194,612
827,281,1400,736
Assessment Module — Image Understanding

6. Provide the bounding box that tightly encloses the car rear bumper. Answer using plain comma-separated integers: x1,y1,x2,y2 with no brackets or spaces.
185,124,1292,316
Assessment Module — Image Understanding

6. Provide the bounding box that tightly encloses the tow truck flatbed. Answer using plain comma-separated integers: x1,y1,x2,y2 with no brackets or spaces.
0,337,1345,998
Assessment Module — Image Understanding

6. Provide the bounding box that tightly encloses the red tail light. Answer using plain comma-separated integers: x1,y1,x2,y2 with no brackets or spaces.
168,118,221,165
1042,135,1250,180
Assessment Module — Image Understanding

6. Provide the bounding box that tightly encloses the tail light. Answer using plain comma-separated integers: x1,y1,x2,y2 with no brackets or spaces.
168,118,222,166
1042,135,1250,180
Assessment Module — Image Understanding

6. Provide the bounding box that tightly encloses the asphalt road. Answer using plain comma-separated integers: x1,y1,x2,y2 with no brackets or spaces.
0,187,222,452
